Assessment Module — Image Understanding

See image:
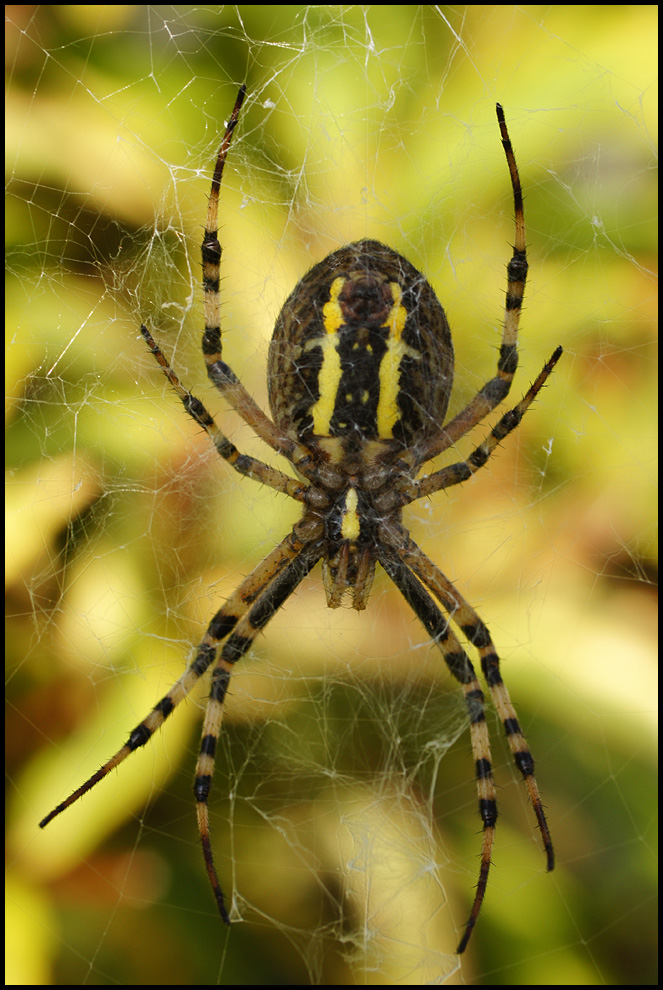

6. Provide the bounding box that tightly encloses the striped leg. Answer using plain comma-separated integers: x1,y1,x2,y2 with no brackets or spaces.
193,539,324,922
385,526,554,939
378,548,498,955
198,85,312,470
401,344,562,505
414,104,532,467
39,521,320,831
140,324,306,501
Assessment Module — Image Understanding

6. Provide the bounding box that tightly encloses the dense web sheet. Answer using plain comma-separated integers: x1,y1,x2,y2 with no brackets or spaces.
6,6,657,986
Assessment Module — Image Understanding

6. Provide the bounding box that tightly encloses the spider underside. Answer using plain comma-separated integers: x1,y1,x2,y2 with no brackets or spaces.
41,85,560,954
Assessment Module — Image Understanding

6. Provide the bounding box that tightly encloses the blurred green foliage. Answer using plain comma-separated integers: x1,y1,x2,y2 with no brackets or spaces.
6,5,656,987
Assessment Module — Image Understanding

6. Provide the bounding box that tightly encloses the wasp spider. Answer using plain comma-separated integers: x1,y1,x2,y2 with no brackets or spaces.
41,85,559,953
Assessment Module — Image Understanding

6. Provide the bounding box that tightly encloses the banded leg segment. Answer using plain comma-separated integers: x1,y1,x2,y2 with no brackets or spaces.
496,102,527,368
140,325,306,501
192,540,324,922
198,86,311,466
415,104,536,468
378,548,498,955
401,345,562,505
40,521,320,830
385,524,554,874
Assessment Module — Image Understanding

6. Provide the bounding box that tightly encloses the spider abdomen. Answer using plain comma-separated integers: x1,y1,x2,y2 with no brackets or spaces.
268,240,454,453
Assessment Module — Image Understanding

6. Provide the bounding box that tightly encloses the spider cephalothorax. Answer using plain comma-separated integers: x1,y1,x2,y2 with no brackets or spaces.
41,85,560,953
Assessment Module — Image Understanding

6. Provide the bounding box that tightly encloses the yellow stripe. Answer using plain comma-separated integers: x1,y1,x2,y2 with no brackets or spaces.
340,487,360,541
307,277,345,435
376,283,420,438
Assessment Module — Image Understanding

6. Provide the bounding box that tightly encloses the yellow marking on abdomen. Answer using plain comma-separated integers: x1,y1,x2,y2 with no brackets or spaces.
340,487,360,541
305,276,345,435
376,282,421,437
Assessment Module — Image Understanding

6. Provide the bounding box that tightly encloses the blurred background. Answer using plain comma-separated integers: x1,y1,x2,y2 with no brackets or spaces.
6,6,656,986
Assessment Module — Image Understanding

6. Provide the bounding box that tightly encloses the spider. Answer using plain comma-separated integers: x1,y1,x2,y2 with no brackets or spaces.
41,85,560,953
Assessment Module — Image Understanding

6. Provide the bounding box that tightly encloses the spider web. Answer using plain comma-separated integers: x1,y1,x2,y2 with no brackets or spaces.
6,6,657,987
